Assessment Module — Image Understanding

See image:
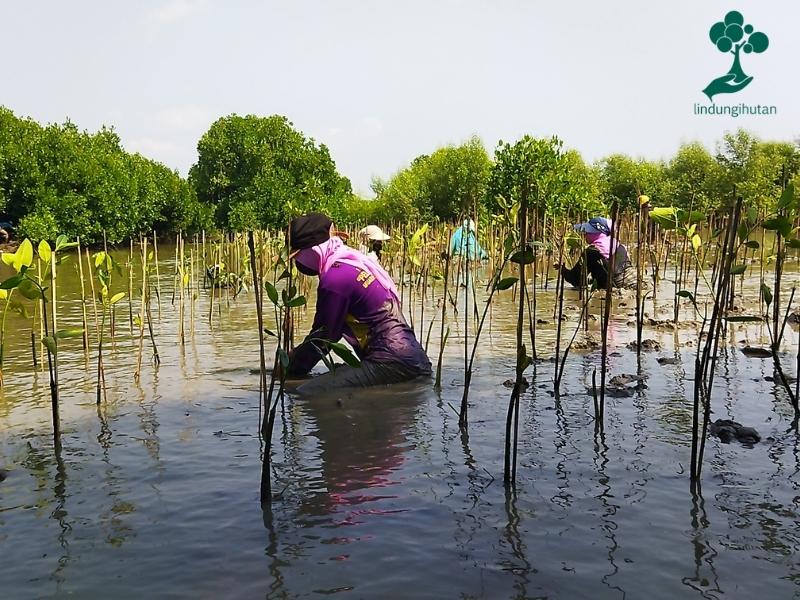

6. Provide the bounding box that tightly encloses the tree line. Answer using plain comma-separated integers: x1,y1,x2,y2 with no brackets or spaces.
1,105,798,244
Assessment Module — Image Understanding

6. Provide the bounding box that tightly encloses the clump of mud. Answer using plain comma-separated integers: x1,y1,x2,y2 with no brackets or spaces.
709,419,761,446
585,373,647,397
626,339,661,352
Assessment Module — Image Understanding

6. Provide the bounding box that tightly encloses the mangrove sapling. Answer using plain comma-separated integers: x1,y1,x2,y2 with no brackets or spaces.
128,239,135,334
459,238,517,430
76,237,90,357
0,240,35,388
763,285,798,414
434,241,452,391
92,251,126,404
635,196,647,364
552,260,565,388
258,250,332,506
248,232,269,434
178,234,186,345
172,232,179,306
553,228,594,396
189,246,195,336
555,287,595,396
4,238,82,447
691,195,743,488
85,247,101,383
135,237,149,382
592,204,621,431
153,230,162,320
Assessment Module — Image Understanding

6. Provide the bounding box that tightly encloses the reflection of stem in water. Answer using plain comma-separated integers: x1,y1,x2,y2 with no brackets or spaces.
593,433,626,598
681,490,721,598
261,507,289,599
551,399,575,508
50,445,72,591
503,489,532,596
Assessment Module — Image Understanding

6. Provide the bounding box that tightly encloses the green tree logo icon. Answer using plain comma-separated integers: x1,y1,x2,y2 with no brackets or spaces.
703,11,769,100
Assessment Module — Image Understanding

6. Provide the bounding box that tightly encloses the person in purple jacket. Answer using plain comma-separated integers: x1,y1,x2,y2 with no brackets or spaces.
285,213,431,393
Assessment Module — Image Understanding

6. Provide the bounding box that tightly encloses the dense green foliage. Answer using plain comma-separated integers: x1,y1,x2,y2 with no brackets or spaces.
0,107,209,244
190,114,353,231
1,105,798,243
370,137,491,222
488,136,566,216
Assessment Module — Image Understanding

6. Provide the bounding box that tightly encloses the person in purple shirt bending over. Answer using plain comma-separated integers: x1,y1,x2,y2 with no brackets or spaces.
286,213,431,393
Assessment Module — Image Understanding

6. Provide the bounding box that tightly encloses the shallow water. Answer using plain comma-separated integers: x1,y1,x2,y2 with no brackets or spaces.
1,250,799,599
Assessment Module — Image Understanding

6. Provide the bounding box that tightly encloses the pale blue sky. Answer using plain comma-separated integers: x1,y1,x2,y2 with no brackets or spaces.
1,1,797,196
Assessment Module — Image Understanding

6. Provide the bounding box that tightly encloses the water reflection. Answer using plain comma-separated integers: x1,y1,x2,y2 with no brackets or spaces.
51,446,71,591
294,387,420,519
593,432,626,599
682,491,722,599
1,248,799,598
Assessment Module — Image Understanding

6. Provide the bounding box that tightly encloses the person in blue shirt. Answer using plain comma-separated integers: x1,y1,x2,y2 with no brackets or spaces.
449,219,488,260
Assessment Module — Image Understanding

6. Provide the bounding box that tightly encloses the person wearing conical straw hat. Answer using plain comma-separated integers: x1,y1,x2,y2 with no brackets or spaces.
357,225,390,261
285,213,431,393
559,216,634,289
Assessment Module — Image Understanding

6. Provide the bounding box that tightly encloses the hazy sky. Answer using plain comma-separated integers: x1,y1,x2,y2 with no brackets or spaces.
1,1,798,196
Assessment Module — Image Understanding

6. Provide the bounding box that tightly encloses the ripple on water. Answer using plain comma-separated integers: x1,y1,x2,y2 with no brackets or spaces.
1,268,800,598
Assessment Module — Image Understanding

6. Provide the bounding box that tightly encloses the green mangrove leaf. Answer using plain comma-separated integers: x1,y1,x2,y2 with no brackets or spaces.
17,278,42,300
777,182,795,211
277,348,290,368
94,251,106,269
691,234,701,253
54,236,77,252
56,328,84,339
737,223,748,243
285,295,307,308
677,290,696,305
38,240,52,264
9,299,30,319
729,264,747,275
649,207,678,230
510,248,535,265
1,252,14,267
328,341,361,368
109,292,125,305
17,239,34,271
760,282,772,308
503,234,515,256
41,336,57,356
264,328,277,337
786,238,800,249
744,240,760,249
495,277,519,291
264,281,279,304
763,216,792,238
0,273,25,290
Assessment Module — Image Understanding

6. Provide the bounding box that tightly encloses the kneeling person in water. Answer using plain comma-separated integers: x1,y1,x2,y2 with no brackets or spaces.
286,213,432,392
560,217,634,289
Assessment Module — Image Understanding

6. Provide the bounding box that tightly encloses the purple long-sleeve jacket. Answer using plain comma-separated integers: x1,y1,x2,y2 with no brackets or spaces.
287,262,431,377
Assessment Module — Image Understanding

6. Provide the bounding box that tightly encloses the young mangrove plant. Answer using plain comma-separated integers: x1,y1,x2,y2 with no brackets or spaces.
458,230,518,430
91,250,126,404
1,236,82,448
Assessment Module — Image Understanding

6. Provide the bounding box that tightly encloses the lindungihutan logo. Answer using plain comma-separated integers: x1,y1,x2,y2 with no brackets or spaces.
703,10,769,100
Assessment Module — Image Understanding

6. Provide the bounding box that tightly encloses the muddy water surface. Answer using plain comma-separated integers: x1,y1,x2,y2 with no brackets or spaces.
1,251,799,599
